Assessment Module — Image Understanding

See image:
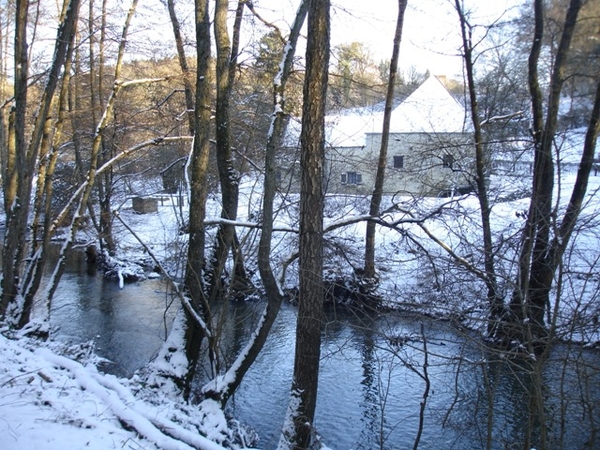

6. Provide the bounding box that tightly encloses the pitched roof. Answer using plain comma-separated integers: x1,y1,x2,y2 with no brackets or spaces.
388,75,468,133
283,75,469,148
282,105,384,148
325,106,384,147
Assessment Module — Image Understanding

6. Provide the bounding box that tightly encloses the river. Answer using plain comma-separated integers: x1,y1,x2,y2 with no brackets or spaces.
48,251,600,449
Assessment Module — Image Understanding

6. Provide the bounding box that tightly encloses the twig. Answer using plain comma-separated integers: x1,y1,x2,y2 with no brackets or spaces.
245,2,285,43
1,369,43,387
38,371,53,383
412,322,430,450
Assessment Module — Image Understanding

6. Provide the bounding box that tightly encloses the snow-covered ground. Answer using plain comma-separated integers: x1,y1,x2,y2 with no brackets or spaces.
2,153,600,448
0,314,254,450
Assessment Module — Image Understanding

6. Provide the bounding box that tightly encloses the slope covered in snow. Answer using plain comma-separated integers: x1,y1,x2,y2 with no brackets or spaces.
0,328,251,450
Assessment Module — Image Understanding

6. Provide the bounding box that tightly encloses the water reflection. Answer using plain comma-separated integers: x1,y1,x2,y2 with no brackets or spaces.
46,255,600,449
213,302,600,449
48,250,176,378
356,317,382,449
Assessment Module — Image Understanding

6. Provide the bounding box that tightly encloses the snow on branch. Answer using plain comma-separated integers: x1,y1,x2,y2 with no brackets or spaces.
205,213,431,235
480,110,524,126
115,76,175,89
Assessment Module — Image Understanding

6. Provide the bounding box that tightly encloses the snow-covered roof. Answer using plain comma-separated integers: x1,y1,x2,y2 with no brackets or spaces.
283,75,469,149
283,105,383,148
325,106,384,147
388,75,468,133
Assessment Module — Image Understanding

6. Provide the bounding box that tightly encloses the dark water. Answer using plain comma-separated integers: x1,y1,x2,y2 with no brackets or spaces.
49,250,176,377
219,302,600,449
222,304,474,449
48,253,600,449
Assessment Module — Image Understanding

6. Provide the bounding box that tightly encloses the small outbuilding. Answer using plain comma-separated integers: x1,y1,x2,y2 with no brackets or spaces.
132,196,158,214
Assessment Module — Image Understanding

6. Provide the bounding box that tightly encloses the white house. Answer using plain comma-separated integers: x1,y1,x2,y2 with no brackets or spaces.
280,75,474,197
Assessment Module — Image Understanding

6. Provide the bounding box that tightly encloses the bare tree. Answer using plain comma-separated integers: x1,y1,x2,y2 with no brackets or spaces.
207,0,248,302
510,0,600,342
454,0,501,332
279,0,330,448
0,0,82,325
364,0,408,279
22,3,79,328
181,0,215,391
41,0,141,312
165,0,195,134
258,0,309,312
200,0,310,408
92,0,118,257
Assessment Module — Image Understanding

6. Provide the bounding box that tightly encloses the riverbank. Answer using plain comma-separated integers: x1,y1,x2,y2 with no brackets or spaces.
0,327,254,450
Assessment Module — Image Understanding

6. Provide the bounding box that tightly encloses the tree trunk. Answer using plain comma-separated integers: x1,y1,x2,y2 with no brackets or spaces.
207,0,244,303
279,0,329,447
1,0,82,324
42,0,137,312
201,0,309,408
166,0,195,135
0,0,29,319
510,0,583,340
454,0,501,333
92,0,117,256
182,0,214,391
259,0,309,308
21,22,78,326
364,0,407,279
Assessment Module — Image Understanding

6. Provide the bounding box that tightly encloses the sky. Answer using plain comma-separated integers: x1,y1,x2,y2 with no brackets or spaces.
18,0,523,82
248,0,523,79
42,0,525,83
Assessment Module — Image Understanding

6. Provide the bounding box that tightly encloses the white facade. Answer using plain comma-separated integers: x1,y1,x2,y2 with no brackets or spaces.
280,76,474,197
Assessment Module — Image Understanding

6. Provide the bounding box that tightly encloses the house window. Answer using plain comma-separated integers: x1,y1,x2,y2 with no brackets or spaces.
442,154,454,169
341,171,362,185
393,155,404,169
